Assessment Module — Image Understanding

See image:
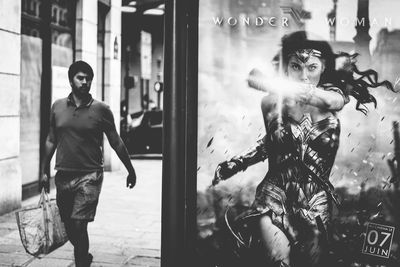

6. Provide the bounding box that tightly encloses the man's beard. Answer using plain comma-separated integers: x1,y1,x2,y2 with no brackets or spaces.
72,86,90,98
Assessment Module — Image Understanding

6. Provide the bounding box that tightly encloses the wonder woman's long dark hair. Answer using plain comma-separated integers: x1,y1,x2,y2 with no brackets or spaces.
331,52,394,114
275,31,395,114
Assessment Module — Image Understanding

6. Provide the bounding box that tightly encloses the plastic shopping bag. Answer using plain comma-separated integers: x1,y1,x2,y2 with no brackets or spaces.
15,189,68,256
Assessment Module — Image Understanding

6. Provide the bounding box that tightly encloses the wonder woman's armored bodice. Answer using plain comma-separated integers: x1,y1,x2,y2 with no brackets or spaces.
256,113,341,207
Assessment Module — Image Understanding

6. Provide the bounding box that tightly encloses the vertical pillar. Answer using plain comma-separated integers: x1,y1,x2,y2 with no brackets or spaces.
40,0,52,180
162,0,198,266
103,0,122,171
0,1,22,215
76,0,122,171
76,0,98,99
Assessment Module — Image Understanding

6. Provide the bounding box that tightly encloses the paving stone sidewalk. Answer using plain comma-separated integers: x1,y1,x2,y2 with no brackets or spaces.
0,159,161,267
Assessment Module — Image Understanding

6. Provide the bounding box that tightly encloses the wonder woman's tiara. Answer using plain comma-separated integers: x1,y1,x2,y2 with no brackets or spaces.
288,49,322,63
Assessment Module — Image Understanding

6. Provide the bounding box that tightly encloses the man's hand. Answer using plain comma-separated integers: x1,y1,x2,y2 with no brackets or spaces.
126,169,137,189
39,174,50,193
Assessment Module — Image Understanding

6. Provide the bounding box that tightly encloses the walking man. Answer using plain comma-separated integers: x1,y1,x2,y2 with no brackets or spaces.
39,60,137,267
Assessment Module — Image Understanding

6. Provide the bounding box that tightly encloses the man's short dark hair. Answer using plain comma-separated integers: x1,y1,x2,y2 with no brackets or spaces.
68,60,94,81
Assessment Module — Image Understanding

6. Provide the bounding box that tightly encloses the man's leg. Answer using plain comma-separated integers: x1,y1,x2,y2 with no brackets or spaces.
69,219,90,267
63,219,76,246
62,218,92,266
54,173,79,246
57,212,76,246
69,171,103,266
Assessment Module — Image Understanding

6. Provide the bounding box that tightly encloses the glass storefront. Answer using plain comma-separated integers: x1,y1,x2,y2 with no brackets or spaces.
20,0,75,190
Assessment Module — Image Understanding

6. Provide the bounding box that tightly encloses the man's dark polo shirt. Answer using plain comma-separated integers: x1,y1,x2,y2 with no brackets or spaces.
49,93,116,172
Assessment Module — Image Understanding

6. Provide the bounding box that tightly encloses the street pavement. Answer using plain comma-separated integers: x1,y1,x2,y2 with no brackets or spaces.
0,159,161,267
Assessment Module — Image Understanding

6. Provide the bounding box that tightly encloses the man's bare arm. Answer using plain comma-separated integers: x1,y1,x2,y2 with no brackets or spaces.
39,135,56,192
105,129,136,188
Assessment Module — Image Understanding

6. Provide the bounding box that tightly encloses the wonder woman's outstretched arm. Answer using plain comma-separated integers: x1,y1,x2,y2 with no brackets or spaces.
212,135,268,186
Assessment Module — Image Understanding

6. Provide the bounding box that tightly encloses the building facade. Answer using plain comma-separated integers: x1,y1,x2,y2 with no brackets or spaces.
0,0,123,215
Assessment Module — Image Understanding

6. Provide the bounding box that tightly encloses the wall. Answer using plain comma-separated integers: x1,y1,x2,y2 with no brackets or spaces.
103,0,122,170
0,1,22,215
76,0,99,98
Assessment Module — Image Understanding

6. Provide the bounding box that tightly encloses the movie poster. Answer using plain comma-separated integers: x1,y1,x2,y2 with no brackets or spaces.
196,0,400,266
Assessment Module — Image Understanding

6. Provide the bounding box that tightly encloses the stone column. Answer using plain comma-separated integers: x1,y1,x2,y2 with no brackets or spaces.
103,0,122,171
76,0,98,99
0,1,22,215
75,0,121,171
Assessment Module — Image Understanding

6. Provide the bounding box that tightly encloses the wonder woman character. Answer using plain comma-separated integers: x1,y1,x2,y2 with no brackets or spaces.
212,31,394,267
